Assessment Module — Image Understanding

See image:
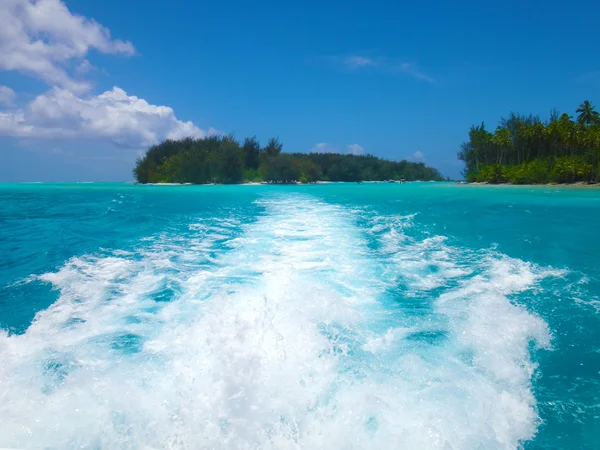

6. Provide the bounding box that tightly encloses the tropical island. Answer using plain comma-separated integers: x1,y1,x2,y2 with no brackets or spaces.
133,137,444,184
459,100,600,184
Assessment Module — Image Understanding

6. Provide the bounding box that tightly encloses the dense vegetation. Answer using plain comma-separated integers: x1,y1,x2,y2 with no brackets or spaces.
458,100,600,184
134,136,443,184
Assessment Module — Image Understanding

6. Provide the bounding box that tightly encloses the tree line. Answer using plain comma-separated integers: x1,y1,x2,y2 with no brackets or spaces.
458,100,600,184
133,136,443,184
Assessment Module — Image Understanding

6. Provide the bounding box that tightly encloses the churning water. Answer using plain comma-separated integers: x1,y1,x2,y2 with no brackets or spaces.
0,183,599,449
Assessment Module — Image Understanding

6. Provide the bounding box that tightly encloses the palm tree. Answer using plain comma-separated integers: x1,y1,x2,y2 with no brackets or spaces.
576,100,600,125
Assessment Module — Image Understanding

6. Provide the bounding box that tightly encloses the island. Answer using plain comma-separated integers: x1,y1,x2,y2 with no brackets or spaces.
133,137,444,184
458,100,600,184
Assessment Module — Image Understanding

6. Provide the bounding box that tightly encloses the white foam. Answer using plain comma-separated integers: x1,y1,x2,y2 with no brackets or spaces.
0,194,558,449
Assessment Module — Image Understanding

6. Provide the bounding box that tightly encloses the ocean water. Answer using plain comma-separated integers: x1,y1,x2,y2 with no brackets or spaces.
0,182,599,449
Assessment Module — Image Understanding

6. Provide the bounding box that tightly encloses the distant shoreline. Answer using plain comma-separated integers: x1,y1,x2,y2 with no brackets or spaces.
462,182,600,188
146,180,414,186
134,137,443,184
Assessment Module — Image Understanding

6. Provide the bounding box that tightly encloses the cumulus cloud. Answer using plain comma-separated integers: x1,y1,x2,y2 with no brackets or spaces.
0,85,16,106
0,87,213,148
0,1,214,148
347,144,364,155
412,151,425,160
75,59,95,76
310,142,339,153
0,0,135,93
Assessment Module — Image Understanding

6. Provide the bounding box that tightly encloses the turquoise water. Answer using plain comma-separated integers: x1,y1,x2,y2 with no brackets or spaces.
0,182,599,449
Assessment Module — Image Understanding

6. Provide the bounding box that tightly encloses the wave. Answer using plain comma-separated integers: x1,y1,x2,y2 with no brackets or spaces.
0,193,560,449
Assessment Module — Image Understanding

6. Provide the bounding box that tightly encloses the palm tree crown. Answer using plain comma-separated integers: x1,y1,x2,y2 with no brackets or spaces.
576,100,600,125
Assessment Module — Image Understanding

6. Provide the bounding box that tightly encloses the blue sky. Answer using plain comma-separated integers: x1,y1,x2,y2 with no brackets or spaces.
1,0,599,181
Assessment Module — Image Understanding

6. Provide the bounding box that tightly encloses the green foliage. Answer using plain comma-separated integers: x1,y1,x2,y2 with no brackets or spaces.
217,136,245,183
474,164,505,183
134,136,242,184
459,101,600,183
263,154,301,181
263,137,283,158
296,153,441,182
243,168,262,182
134,136,444,184
242,136,261,170
299,160,322,182
576,100,600,126
550,157,594,183
504,159,550,184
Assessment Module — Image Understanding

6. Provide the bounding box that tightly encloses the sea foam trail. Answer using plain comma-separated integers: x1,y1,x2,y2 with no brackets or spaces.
0,194,556,449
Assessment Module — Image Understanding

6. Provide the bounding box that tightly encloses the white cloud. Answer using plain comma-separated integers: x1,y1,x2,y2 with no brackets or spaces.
75,59,95,76
0,85,16,106
0,0,135,93
412,151,425,160
347,144,364,155
0,87,212,148
398,63,435,83
333,54,435,83
0,1,215,149
343,56,377,69
310,142,339,153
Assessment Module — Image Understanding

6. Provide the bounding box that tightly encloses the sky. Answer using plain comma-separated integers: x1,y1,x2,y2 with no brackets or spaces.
1,0,599,181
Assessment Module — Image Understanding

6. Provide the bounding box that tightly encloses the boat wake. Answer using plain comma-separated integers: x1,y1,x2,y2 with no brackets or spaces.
0,194,560,449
